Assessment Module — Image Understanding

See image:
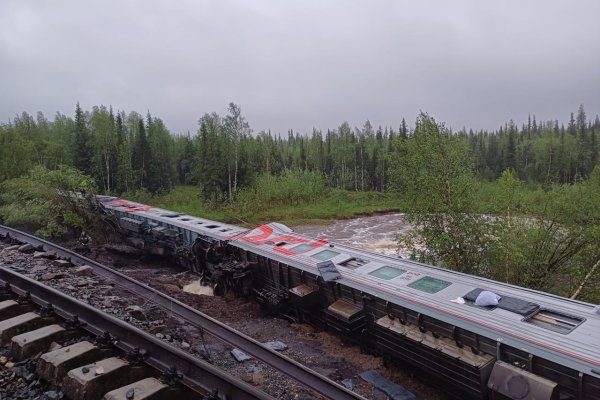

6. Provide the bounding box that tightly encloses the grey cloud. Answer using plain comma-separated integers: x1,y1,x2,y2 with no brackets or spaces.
1,0,598,134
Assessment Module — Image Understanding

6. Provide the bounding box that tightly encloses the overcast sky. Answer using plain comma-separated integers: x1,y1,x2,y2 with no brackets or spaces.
1,1,599,134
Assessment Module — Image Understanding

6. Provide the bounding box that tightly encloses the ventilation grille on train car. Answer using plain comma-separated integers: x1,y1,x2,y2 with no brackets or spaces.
339,258,368,269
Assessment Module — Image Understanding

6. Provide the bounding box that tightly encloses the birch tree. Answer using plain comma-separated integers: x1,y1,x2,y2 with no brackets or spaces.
223,102,251,199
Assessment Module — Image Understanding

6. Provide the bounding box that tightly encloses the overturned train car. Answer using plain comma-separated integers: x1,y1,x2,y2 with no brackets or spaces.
98,196,600,400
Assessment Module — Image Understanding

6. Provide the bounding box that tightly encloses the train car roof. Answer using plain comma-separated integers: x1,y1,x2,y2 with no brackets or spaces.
99,196,600,377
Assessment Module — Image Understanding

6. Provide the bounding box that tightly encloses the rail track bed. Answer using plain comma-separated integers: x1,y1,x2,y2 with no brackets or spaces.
0,227,382,400
0,251,272,399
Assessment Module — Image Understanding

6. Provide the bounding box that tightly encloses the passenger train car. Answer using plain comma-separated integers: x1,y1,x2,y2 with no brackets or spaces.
97,195,600,400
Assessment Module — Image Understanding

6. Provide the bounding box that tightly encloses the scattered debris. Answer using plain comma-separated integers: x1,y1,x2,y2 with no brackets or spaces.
249,368,264,386
263,341,288,351
73,265,94,276
231,348,252,362
317,261,342,282
34,251,52,259
53,259,72,268
126,305,147,321
149,325,165,334
341,378,355,390
18,243,36,253
0,237,444,400
360,370,418,400
48,342,62,352
40,272,65,281
32,265,49,273
475,291,501,306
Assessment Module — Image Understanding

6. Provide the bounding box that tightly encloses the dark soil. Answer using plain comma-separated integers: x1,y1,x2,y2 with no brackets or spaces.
0,239,449,400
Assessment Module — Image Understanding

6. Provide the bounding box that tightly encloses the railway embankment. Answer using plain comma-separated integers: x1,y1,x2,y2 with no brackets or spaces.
0,231,448,400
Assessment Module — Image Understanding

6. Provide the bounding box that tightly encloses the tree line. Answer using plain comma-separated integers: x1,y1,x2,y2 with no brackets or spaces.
1,104,598,300
1,102,598,201
392,113,600,301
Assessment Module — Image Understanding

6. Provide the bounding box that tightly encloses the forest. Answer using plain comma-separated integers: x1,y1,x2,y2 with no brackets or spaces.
1,103,598,197
0,103,599,302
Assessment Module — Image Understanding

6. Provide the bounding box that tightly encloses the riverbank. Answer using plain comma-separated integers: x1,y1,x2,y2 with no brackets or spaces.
127,185,403,227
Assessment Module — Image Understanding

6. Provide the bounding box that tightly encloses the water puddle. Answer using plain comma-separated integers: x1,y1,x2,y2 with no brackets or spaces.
183,280,214,296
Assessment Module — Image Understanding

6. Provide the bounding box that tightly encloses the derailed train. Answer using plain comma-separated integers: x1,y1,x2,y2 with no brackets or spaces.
97,195,600,400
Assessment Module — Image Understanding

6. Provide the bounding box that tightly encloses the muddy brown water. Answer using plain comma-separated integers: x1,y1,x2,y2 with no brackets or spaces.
293,213,415,257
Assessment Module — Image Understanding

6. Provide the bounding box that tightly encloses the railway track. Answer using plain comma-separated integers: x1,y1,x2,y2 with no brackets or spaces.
0,225,364,400
0,266,268,400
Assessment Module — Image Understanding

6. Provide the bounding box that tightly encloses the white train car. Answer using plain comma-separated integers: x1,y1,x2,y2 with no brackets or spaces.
98,196,600,400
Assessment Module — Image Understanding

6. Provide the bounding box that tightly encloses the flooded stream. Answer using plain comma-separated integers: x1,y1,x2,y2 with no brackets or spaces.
293,213,415,257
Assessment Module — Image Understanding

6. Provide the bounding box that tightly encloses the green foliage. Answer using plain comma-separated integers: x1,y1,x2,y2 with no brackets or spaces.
196,113,231,204
494,169,524,217
0,166,97,237
390,113,476,212
144,115,175,194
1,102,599,300
390,113,597,300
138,185,398,227
486,217,587,292
236,169,327,209
73,103,93,175
391,113,488,274
0,122,36,182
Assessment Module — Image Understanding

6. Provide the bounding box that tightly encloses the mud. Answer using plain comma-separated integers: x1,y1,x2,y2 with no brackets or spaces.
86,241,449,399
0,236,449,400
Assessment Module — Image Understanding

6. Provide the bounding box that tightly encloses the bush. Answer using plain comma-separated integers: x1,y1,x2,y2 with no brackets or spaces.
0,165,98,237
235,169,327,210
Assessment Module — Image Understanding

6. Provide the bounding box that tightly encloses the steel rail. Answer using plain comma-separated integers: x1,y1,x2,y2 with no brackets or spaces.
0,267,270,400
0,225,364,400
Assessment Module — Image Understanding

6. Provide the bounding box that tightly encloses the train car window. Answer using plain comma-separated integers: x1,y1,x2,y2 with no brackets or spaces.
408,276,451,293
524,309,584,334
290,243,314,253
369,266,405,280
339,258,368,269
311,250,340,261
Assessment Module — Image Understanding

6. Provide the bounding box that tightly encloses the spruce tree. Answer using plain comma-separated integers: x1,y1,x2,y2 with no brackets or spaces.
132,118,150,189
73,103,93,175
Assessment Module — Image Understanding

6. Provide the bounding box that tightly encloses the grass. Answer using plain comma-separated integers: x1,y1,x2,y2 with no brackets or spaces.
128,186,403,227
